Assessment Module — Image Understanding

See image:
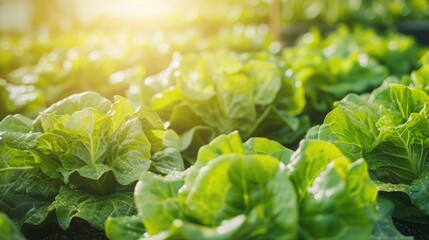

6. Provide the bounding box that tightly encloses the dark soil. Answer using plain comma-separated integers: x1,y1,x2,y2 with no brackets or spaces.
22,218,429,240
23,219,106,240
394,218,429,240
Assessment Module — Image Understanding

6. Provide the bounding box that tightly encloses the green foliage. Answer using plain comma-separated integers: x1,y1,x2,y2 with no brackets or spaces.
372,197,413,240
106,132,377,240
0,212,26,240
0,92,177,230
128,51,308,163
311,81,429,231
0,78,45,120
0,26,272,121
282,26,419,115
280,0,429,26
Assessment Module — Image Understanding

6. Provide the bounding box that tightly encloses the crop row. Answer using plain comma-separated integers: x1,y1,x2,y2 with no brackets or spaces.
0,23,428,239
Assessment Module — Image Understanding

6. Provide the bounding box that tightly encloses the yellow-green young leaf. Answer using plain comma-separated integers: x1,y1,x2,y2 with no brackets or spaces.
105,216,146,240
287,140,349,198
134,172,185,235
131,50,306,155
107,118,151,185
142,216,246,240
38,91,111,116
244,60,281,105
287,140,377,240
181,154,297,239
298,159,377,240
195,131,245,169
108,95,135,133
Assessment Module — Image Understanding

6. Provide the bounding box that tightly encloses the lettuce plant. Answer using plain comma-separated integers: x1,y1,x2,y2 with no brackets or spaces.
0,91,182,230
282,26,419,116
280,0,429,27
0,78,45,120
128,51,308,163
309,82,429,225
105,131,377,240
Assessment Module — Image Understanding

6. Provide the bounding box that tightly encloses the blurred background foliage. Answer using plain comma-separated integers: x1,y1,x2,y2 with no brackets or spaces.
0,0,428,121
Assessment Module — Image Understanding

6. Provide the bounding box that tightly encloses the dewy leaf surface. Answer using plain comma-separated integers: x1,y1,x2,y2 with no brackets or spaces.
51,186,136,230
317,94,380,161
0,114,39,149
107,117,152,185
0,142,60,227
1,91,172,230
372,197,413,240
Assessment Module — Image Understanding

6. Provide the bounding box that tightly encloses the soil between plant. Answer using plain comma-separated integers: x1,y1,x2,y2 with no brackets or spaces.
23,219,107,240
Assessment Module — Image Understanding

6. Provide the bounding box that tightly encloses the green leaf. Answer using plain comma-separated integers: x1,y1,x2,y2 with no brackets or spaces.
131,50,307,152
39,108,112,182
33,91,111,130
0,114,39,149
243,60,281,105
105,216,146,240
318,94,380,161
179,126,216,165
243,137,293,165
0,92,168,229
131,105,165,131
247,106,309,144
406,169,429,215
287,140,377,239
186,73,256,135
108,95,135,133
316,83,429,222
167,104,205,135
0,142,60,227
151,147,185,175
0,212,26,240
134,172,185,235
151,86,183,120
32,93,162,194
243,137,287,155
143,216,246,240
372,197,413,240
195,131,245,169
378,84,429,128
182,154,298,239
206,52,243,75
298,159,377,239
51,187,136,230
287,140,348,198
108,117,152,185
